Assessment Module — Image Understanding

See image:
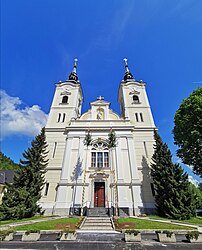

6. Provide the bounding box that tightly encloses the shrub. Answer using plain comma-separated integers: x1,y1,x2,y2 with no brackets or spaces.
125,230,140,236
156,230,173,238
0,228,15,241
25,230,40,235
185,231,200,241
162,230,173,238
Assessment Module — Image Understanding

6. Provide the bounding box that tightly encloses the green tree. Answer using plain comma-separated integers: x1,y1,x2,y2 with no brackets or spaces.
0,128,48,220
107,129,117,148
198,182,202,192
189,183,202,209
0,152,20,170
173,87,202,177
151,130,196,220
83,130,92,148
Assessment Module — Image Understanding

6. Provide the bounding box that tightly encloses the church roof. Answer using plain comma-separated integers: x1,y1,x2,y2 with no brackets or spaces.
68,58,79,82
90,96,110,106
123,58,136,82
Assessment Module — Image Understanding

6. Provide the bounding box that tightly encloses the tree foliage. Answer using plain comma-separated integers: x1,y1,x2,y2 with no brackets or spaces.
190,183,202,209
83,130,92,148
198,182,202,193
151,130,197,220
0,128,48,220
107,129,117,148
173,88,202,177
0,152,20,170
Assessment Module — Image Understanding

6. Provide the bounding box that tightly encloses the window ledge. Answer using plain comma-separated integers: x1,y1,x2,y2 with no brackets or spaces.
132,102,141,104
89,167,111,170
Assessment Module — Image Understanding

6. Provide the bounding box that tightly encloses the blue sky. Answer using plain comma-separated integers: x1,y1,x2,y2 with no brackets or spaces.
1,0,202,183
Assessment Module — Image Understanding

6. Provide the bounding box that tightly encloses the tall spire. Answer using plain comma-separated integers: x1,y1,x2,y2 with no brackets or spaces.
68,58,79,82
123,58,134,81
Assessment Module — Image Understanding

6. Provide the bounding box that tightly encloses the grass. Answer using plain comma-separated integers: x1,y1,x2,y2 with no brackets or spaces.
14,218,80,231
115,218,196,230
0,216,48,225
148,215,202,226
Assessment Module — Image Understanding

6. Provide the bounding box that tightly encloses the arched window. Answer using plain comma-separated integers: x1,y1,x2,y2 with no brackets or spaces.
132,95,139,103
62,96,68,103
91,141,109,168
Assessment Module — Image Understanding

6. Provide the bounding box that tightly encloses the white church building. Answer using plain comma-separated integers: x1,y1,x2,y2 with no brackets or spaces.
40,59,156,216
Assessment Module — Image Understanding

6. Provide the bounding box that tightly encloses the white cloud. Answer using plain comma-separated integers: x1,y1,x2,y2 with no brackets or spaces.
0,90,48,138
188,175,199,187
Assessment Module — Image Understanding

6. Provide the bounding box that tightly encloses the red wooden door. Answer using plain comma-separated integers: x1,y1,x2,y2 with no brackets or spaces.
94,182,105,207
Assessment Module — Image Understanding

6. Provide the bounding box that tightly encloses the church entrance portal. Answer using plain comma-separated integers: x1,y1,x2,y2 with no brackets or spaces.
94,182,105,207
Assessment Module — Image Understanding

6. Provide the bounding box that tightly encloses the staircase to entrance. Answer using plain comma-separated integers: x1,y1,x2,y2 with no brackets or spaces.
80,216,114,231
87,207,109,217
80,207,114,231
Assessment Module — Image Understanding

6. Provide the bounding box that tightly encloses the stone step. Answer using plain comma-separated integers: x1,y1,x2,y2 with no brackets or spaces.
81,229,113,230
86,217,110,222
80,216,114,231
86,216,110,218
88,208,109,217
77,232,122,241
85,219,111,222
82,223,112,227
82,226,113,231
84,223,112,226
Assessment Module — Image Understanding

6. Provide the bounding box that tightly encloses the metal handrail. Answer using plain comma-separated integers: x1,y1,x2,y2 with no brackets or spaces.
111,201,118,216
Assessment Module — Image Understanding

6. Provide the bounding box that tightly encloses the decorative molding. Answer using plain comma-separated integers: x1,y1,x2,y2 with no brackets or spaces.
89,172,109,179
129,87,140,95
110,182,141,187
59,182,89,187
60,87,71,95
46,167,62,170
45,128,66,132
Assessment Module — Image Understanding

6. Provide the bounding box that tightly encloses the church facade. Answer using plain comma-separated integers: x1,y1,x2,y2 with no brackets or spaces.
39,59,156,216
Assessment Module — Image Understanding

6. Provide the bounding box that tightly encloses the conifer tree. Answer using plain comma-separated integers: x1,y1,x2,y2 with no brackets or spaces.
151,130,196,220
0,152,20,170
0,128,48,220
107,129,117,148
83,130,92,148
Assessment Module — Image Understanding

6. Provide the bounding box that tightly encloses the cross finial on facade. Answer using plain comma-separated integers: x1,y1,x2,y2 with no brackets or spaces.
72,58,78,74
74,58,78,66
123,58,128,66
68,58,79,81
97,96,104,100
123,58,130,73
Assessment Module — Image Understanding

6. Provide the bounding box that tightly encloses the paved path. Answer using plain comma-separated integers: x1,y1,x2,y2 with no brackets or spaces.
1,241,202,250
131,216,202,233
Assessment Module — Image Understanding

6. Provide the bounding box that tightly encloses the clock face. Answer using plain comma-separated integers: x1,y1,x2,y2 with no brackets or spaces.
61,87,71,95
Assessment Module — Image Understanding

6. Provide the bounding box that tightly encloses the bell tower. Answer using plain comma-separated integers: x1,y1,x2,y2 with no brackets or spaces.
118,59,155,128
46,59,83,129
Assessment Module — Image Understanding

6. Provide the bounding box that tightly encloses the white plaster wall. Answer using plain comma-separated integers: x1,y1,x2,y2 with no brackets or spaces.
46,82,83,128
41,77,156,215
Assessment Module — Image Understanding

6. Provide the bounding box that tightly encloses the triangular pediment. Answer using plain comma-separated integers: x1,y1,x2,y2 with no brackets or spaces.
90,96,110,106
